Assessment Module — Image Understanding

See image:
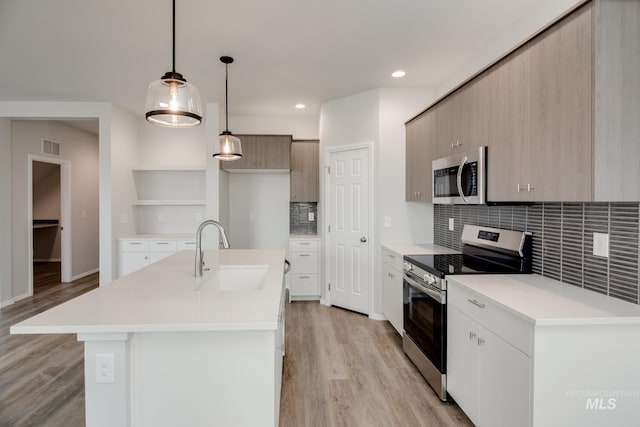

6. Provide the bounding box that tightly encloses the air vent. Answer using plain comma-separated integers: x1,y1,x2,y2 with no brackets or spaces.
42,139,61,156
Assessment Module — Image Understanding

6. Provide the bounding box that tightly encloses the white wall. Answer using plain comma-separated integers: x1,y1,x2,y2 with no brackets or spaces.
11,120,99,296
0,118,12,306
228,173,290,250
229,115,319,139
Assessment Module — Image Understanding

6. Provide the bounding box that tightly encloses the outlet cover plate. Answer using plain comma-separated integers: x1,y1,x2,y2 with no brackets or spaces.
95,353,115,383
593,232,609,258
449,218,455,231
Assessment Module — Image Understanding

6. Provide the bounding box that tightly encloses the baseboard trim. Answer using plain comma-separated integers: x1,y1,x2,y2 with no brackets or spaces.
369,312,386,321
1,298,15,308
12,292,32,303
320,298,330,307
71,268,99,282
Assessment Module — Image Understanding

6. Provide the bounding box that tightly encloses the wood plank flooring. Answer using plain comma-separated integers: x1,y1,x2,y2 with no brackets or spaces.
280,302,473,427
0,263,97,427
2,266,472,426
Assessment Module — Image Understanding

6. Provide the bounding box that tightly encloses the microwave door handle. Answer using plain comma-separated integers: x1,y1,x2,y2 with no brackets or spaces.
457,155,469,204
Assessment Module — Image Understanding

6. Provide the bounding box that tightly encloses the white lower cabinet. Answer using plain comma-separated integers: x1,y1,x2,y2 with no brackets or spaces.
381,247,404,334
289,237,320,299
118,236,197,278
448,281,533,427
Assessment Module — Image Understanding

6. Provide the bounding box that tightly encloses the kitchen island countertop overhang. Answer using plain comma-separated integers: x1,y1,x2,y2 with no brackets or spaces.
11,248,287,335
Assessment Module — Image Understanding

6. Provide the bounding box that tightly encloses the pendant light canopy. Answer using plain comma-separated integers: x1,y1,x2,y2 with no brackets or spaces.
214,56,242,161
145,0,202,128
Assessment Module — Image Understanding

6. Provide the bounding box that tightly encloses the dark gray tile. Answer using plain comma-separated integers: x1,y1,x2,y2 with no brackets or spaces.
609,203,639,303
526,204,543,275
561,203,584,287
499,206,513,230
513,205,527,232
542,203,562,281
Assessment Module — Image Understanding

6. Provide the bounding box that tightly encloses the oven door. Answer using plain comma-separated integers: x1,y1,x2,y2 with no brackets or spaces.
403,273,446,374
432,146,486,204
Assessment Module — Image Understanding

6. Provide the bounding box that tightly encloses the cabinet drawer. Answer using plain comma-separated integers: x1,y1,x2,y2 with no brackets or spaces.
149,240,177,252
291,274,319,296
176,239,197,250
448,283,533,356
119,240,149,252
290,252,318,273
381,247,403,271
290,239,319,252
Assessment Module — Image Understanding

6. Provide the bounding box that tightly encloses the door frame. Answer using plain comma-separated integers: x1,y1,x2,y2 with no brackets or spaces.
323,142,375,316
28,154,72,292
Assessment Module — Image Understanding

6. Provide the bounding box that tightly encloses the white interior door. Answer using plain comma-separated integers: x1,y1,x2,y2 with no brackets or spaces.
328,147,370,314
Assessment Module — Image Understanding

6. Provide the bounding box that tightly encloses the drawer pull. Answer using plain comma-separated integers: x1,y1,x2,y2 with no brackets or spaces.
388,254,395,259
299,254,310,257
477,337,485,346
129,242,141,245
388,273,394,279
299,242,310,245
299,276,310,279
467,299,486,309
469,331,477,340
156,242,170,245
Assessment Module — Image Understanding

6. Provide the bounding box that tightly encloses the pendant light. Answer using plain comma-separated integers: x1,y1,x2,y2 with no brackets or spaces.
145,0,203,128
213,56,242,161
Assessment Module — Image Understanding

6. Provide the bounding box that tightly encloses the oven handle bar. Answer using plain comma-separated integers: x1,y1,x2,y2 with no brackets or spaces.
404,274,445,304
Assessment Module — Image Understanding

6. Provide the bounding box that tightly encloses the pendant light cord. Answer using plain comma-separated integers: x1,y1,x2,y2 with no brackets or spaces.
172,0,176,73
225,63,229,132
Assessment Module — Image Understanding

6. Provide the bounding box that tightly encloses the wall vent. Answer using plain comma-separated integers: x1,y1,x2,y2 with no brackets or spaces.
42,139,61,156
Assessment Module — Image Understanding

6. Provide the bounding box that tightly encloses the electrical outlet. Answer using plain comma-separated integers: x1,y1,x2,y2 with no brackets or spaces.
593,232,609,258
95,353,115,384
157,212,164,222
195,212,202,222
308,212,315,221
384,216,391,228
449,218,455,231
249,212,256,222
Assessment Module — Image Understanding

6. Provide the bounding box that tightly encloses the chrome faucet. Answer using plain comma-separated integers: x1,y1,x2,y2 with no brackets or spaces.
194,219,230,277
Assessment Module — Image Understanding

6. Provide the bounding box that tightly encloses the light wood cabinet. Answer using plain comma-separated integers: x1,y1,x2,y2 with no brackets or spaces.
405,110,436,201
290,140,319,202
221,135,291,170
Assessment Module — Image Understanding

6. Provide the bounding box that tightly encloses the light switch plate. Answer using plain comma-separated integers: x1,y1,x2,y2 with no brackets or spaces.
449,218,455,231
384,216,391,228
593,232,609,258
308,212,315,221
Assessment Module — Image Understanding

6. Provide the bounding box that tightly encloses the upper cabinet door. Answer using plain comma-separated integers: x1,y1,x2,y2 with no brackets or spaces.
221,135,257,169
405,110,436,202
255,135,292,169
528,5,593,202
486,47,531,203
291,140,319,202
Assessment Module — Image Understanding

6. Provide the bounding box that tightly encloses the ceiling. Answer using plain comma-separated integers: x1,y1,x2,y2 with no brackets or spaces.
0,0,582,121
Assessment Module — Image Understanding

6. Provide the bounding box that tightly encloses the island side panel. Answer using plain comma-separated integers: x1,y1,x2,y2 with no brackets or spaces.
532,323,640,427
130,330,278,427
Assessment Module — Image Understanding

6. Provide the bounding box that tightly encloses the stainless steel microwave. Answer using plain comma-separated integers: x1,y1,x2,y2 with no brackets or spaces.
432,146,486,204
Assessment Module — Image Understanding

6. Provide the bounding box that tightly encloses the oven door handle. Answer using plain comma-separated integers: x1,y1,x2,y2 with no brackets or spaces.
456,155,469,204
404,275,445,304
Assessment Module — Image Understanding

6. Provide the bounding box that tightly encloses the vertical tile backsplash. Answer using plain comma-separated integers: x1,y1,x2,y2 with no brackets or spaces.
434,203,640,305
290,202,318,235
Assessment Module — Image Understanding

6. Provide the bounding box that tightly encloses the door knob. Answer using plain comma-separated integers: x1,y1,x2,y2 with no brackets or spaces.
360,237,367,243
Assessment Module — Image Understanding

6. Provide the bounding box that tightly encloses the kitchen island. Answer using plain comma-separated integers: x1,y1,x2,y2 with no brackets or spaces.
11,249,286,427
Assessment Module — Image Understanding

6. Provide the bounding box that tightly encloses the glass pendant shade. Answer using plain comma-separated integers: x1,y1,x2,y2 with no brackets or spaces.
214,132,242,160
145,72,203,128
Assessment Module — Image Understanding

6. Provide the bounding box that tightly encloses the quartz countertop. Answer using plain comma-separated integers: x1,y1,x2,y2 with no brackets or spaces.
382,243,460,256
447,273,640,326
11,249,286,335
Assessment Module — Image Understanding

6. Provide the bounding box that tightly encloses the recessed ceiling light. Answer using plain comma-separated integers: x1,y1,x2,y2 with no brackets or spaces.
392,70,406,78
295,104,306,109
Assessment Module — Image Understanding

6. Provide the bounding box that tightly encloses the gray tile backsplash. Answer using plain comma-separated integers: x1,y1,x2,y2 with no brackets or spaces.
434,203,640,304
290,202,318,235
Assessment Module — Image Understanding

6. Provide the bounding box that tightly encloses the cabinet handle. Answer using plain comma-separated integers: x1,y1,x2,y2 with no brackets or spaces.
129,242,142,245
469,331,477,340
299,254,310,257
456,141,462,147
388,254,396,259
388,273,394,279
467,298,486,309
156,242,170,245
527,184,535,192
416,191,421,197
517,184,523,193
144,256,149,260
299,242,310,245
299,276,310,279
477,337,485,346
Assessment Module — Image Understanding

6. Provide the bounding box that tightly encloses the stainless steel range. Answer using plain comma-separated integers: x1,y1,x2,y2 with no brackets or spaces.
402,225,532,401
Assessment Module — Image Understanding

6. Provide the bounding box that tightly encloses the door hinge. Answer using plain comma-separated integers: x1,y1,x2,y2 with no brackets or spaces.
328,224,331,232
327,166,330,174
328,283,331,291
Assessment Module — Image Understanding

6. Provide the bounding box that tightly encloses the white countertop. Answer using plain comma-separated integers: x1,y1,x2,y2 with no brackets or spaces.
382,243,460,256
11,249,286,335
447,274,640,326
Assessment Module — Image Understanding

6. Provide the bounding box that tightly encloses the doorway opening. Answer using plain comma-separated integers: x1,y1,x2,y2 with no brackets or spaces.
28,156,72,295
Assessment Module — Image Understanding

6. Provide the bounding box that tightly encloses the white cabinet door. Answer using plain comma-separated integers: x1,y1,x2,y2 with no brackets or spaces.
381,262,403,335
149,252,174,264
447,305,480,424
478,327,532,427
120,252,149,277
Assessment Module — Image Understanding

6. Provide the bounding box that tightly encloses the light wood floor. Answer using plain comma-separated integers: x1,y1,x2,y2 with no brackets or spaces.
280,302,472,427
1,266,472,426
